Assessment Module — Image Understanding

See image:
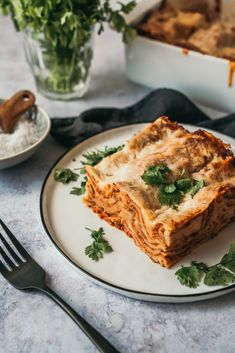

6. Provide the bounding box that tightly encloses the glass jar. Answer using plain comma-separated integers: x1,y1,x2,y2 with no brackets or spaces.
24,29,94,100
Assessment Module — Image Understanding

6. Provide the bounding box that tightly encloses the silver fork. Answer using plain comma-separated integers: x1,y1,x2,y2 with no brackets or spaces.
0,219,119,353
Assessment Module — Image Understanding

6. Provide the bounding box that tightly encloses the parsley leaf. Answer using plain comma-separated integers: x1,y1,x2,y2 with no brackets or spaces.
176,243,235,288
191,261,209,273
81,151,103,167
118,1,136,14
79,167,86,175
175,178,193,192
86,227,105,240
158,187,184,207
141,163,171,186
70,179,87,196
141,163,204,208
56,144,123,196
189,180,204,198
204,266,235,286
175,265,200,288
85,227,113,261
74,145,124,196
164,183,176,193
81,145,124,167
220,243,235,272
176,178,204,197
54,168,78,184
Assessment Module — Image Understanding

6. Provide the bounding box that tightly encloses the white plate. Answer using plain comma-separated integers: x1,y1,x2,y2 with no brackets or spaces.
40,124,235,303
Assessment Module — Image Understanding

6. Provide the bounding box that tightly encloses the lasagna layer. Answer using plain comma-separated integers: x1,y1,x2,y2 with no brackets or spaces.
84,117,235,268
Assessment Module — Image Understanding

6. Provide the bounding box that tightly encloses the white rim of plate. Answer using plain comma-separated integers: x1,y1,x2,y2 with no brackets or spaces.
40,122,235,302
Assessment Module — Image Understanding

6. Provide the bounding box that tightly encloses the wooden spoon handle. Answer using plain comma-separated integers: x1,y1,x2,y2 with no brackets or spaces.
0,90,36,133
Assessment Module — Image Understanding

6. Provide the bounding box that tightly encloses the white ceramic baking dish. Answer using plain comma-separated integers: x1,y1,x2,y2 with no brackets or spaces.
125,0,235,112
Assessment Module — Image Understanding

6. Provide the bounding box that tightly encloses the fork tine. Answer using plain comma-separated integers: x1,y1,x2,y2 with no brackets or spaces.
0,259,7,273
0,245,15,268
0,219,30,260
0,232,22,264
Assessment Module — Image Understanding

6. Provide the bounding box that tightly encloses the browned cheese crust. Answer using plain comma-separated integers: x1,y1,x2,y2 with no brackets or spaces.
83,117,235,268
136,0,235,61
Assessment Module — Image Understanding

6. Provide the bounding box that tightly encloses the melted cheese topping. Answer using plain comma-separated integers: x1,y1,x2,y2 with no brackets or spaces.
90,117,235,224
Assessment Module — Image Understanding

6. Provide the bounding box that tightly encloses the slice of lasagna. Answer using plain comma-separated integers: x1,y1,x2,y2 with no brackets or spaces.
84,117,235,268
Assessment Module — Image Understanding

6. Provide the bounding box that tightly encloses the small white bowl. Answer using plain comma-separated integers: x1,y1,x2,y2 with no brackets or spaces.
0,106,51,169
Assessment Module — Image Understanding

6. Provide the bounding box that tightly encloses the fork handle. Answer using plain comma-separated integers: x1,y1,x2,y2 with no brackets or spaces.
38,285,120,353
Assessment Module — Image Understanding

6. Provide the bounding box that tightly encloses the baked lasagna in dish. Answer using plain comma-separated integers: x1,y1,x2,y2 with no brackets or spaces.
136,0,235,61
84,117,235,268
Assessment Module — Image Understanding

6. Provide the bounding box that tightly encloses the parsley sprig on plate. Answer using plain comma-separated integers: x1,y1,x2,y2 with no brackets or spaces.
85,227,113,261
79,145,124,174
141,163,204,208
54,144,124,195
75,145,124,194
175,244,235,288
70,179,87,196
81,145,124,167
54,168,79,184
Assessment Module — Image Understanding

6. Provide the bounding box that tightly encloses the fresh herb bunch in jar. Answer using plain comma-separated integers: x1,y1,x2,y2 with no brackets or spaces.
0,0,136,100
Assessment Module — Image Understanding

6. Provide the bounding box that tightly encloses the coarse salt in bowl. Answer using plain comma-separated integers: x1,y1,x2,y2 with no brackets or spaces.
0,106,51,169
